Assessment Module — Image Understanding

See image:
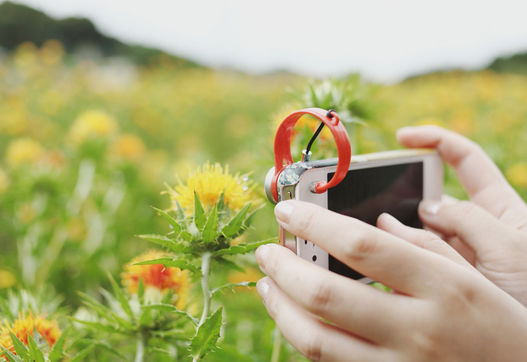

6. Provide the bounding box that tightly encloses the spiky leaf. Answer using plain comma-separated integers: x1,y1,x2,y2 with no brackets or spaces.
152,207,182,236
138,277,145,304
68,318,118,333
8,332,29,362
202,205,218,243
216,190,226,214
27,335,45,362
221,202,252,238
132,257,202,275
1,347,23,362
141,304,198,325
180,230,193,242
68,345,95,362
48,327,69,362
194,193,206,230
212,238,278,257
108,273,133,318
136,234,175,248
211,282,257,298
190,307,223,361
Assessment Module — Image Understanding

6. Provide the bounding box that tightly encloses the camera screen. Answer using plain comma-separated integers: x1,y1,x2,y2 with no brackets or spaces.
327,162,423,280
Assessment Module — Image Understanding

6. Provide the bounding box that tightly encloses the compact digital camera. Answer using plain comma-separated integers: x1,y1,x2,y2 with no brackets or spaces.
265,108,443,283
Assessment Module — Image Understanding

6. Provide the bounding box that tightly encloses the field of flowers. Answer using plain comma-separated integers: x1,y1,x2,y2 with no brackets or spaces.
1,40,527,361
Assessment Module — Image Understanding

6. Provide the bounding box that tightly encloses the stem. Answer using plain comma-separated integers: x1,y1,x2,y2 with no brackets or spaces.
134,332,145,362
270,325,282,362
198,252,212,326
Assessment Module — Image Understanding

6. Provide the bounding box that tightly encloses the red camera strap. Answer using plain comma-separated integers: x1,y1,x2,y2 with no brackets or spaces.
271,108,352,202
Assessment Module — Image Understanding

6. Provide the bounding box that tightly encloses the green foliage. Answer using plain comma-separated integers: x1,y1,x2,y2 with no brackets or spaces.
190,307,223,361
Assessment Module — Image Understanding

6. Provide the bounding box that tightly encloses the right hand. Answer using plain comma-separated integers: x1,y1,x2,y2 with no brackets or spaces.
396,126,527,307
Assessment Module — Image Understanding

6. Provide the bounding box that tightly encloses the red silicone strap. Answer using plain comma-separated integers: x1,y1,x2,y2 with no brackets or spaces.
271,108,352,202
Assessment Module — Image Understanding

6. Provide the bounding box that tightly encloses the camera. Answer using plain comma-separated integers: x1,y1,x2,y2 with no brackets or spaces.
264,108,443,283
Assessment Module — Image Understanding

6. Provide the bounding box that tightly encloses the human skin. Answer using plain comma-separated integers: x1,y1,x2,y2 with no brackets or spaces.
255,126,527,362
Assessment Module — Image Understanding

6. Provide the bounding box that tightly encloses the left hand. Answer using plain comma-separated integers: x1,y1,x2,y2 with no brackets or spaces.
255,200,527,362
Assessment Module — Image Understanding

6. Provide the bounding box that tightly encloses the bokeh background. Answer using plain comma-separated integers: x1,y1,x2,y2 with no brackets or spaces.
1,1,527,361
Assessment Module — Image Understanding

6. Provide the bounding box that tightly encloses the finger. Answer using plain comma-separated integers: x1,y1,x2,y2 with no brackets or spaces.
376,213,475,272
397,126,527,230
418,199,522,256
445,236,476,266
256,277,392,362
274,200,467,297
255,243,421,344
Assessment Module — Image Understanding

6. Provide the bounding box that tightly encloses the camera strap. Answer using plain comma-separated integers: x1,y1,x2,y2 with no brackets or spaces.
270,108,352,202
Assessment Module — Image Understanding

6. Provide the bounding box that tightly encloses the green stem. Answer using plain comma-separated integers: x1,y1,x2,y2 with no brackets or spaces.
199,252,212,326
134,332,145,362
270,325,282,362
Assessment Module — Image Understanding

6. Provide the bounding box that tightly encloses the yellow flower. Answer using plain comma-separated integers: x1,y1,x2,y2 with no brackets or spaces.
0,168,9,194
0,311,61,359
5,138,44,167
0,271,16,289
110,134,146,162
69,110,118,145
506,163,527,188
167,162,253,215
122,250,191,309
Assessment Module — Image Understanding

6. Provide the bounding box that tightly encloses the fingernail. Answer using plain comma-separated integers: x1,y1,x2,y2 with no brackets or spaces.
255,245,270,274
420,200,442,215
275,201,294,223
257,278,270,302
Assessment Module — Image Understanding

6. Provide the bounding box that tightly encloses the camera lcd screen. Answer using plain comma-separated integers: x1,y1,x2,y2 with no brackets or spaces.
327,162,423,280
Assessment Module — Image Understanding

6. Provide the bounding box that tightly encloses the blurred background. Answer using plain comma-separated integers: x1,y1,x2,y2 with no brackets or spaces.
1,1,527,360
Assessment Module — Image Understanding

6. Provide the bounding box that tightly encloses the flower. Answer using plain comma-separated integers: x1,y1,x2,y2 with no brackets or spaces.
109,134,146,162
167,162,252,215
5,138,44,167
0,311,61,359
506,163,527,188
122,250,191,309
0,168,9,194
68,110,118,145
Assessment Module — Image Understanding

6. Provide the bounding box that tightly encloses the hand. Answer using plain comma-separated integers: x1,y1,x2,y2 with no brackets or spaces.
255,201,527,362
397,126,527,306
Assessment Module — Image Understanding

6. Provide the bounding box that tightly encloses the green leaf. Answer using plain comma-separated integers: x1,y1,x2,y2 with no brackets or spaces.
190,307,223,361
108,273,134,318
174,198,186,223
132,257,202,275
180,230,193,242
69,318,118,333
152,206,182,236
48,327,69,362
138,277,145,305
212,238,278,257
215,258,246,273
136,234,175,248
216,190,226,214
141,304,199,325
202,205,218,243
211,282,257,298
8,332,29,362
27,335,45,362
90,340,128,361
78,292,117,325
68,345,95,362
194,192,206,230
1,347,23,362
243,204,265,228
221,202,252,238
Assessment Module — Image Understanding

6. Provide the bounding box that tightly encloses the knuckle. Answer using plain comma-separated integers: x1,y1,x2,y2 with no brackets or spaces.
306,279,334,315
438,278,478,314
298,327,324,362
342,228,378,263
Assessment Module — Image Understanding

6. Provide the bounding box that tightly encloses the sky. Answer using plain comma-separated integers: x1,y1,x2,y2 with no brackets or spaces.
5,0,527,83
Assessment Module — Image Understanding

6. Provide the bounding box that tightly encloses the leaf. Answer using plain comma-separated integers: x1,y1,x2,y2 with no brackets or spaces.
132,257,202,275
174,198,186,223
180,230,193,242
215,258,246,273
194,192,206,230
48,327,69,362
152,206,182,236
78,292,117,325
202,205,218,243
108,273,134,318
243,203,265,228
141,304,199,325
27,335,45,362
89,340,128,361
211,282,257,298
68,345,95,362
136,234,175,248
190,307,223,361
138,277,145,305
221,202,252,238
1,347,23,362
8,332,29,362
69,318,118,333
216,190,226,214
212,238,278,257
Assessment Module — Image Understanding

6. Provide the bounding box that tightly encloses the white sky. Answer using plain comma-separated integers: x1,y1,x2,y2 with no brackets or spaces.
5,0,527,83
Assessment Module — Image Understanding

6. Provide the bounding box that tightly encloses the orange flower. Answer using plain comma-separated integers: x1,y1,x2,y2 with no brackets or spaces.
0,311,61,359
122,250,191,309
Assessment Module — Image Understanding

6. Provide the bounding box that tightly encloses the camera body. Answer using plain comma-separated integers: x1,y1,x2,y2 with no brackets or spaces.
265,148,443,283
